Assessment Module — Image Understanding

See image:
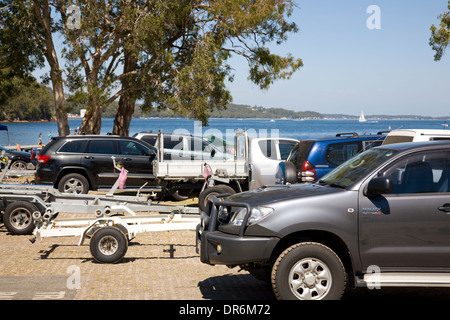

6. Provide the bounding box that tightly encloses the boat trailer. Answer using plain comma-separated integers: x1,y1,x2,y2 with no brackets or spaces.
0,157,200,263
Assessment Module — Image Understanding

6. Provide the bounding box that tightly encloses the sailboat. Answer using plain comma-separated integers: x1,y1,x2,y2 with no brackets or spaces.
359,110,367,123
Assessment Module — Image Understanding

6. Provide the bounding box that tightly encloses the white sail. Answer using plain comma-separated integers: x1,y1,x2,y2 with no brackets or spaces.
359,111,367,122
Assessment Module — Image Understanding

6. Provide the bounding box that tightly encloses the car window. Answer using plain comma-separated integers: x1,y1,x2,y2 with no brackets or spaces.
287,141,313,166
140,135,157,146
381,151,450,194
279,141,297,160
58,140,87,153
382,135,414,145
325,141,361,166
119,140,152,156
164,136,183,149
258,140,277,160
320,148,398,188
86,140,117,154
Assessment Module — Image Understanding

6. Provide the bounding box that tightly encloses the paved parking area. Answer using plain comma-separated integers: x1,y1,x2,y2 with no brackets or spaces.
0,214,275,300
2,211,450,301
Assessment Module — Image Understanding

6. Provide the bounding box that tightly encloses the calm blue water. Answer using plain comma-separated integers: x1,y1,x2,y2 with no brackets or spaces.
1,118,449,146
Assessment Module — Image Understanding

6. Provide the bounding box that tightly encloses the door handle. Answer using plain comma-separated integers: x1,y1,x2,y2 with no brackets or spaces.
438,204,450,212
84,156,93,159
122,158,132,161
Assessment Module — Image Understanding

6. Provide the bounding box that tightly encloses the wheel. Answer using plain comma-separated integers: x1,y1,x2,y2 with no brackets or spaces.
3,201,39,235
10,160,28,170
89,226,128,264
271,242,346,300
58,173,89,194
198,185,236,212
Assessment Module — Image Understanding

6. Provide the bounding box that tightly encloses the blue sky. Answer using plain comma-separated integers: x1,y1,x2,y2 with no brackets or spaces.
227,0,450,117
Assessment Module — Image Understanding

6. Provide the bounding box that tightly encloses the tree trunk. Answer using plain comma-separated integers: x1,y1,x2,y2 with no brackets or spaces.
33,0,70,136
51,69,70,136
113,50,138,136
79,102,102,134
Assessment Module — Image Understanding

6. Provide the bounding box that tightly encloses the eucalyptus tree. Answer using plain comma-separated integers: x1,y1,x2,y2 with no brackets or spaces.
430,0,450,61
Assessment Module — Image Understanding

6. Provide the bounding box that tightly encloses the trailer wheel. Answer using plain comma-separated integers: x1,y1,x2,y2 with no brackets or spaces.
198,185,235,212
4,201,38,235
89,226,128,264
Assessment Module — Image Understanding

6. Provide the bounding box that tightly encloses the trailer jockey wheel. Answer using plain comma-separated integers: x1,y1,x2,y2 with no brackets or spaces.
89,226,128,264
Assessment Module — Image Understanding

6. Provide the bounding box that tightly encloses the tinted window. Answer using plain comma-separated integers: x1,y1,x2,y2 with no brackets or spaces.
119,140,152,156
279,141,297,160
164,136,183,149
287,141,313,167
383,136,414,145
140,135,157,146
381,151,450,194
325,142,361,166
86,140,117,154
58,140,87,153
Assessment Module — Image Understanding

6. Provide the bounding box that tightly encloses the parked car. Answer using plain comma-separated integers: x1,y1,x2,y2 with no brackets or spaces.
133,132,233,160
35,135,157,194
0,146,35,170
276,132,386,184
198,140,450,300
382,129,450,145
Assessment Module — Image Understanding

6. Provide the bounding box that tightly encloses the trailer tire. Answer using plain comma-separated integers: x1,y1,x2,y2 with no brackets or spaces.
4,201,38,235
90,226,128,264
198,185,235,212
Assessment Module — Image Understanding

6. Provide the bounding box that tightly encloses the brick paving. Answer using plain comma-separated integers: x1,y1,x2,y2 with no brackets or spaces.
0,213,275,300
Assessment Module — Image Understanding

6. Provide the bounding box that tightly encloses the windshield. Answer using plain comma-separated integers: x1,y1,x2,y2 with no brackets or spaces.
318,148,397,188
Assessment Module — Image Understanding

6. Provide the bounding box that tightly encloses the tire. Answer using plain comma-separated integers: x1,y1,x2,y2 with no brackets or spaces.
284,161,298,184
58,173,89,194
4,201,39,235
10,160,28,170
271,242,346,300
198,185,236,212
89,226,128,264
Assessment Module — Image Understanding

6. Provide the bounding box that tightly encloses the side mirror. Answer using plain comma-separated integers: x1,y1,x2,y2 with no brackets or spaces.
366,177,393,196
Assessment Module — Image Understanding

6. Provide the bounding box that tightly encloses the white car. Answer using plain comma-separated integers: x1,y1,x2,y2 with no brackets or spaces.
382,129,450,145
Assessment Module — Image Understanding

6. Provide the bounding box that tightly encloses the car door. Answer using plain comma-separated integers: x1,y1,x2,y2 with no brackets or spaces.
358,150,450,269
117,139,156,187
82,139,118,188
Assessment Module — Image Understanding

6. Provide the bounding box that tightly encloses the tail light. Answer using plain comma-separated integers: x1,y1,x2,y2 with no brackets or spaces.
301,160,316,182
37,155,51,163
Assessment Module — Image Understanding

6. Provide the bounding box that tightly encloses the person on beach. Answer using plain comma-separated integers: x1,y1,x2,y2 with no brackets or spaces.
38,133,42,147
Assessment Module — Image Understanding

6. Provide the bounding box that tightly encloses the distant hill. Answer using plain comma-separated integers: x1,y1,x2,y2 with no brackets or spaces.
134,103,450,120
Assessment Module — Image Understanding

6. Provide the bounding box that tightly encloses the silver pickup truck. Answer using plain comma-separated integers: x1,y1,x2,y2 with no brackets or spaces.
146,131,298,209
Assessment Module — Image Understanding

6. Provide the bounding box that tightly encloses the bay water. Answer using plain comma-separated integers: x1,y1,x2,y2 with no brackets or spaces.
1,117,449,147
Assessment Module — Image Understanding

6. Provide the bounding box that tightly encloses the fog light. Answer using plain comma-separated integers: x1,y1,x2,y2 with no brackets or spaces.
216,244,222,254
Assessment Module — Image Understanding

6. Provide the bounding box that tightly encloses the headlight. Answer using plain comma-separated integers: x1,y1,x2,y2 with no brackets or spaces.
229,207,274,226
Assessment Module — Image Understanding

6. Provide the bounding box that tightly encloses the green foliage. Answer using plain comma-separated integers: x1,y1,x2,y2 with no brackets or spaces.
430,1,450,61
0,77,54,121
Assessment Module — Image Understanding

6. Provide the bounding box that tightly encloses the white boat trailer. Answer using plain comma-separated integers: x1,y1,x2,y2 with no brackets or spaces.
1,157,200,263
32,212,200,264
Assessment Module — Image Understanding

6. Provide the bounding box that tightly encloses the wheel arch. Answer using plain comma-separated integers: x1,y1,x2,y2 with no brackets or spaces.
55,168,94,190
271,230,356,287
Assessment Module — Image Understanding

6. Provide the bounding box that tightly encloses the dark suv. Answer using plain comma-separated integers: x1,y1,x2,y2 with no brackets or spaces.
35,135,157,194
277,132,386,184
199,141,450,300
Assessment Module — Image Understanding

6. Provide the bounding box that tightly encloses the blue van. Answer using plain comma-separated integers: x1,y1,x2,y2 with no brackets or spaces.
277,132,387,184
